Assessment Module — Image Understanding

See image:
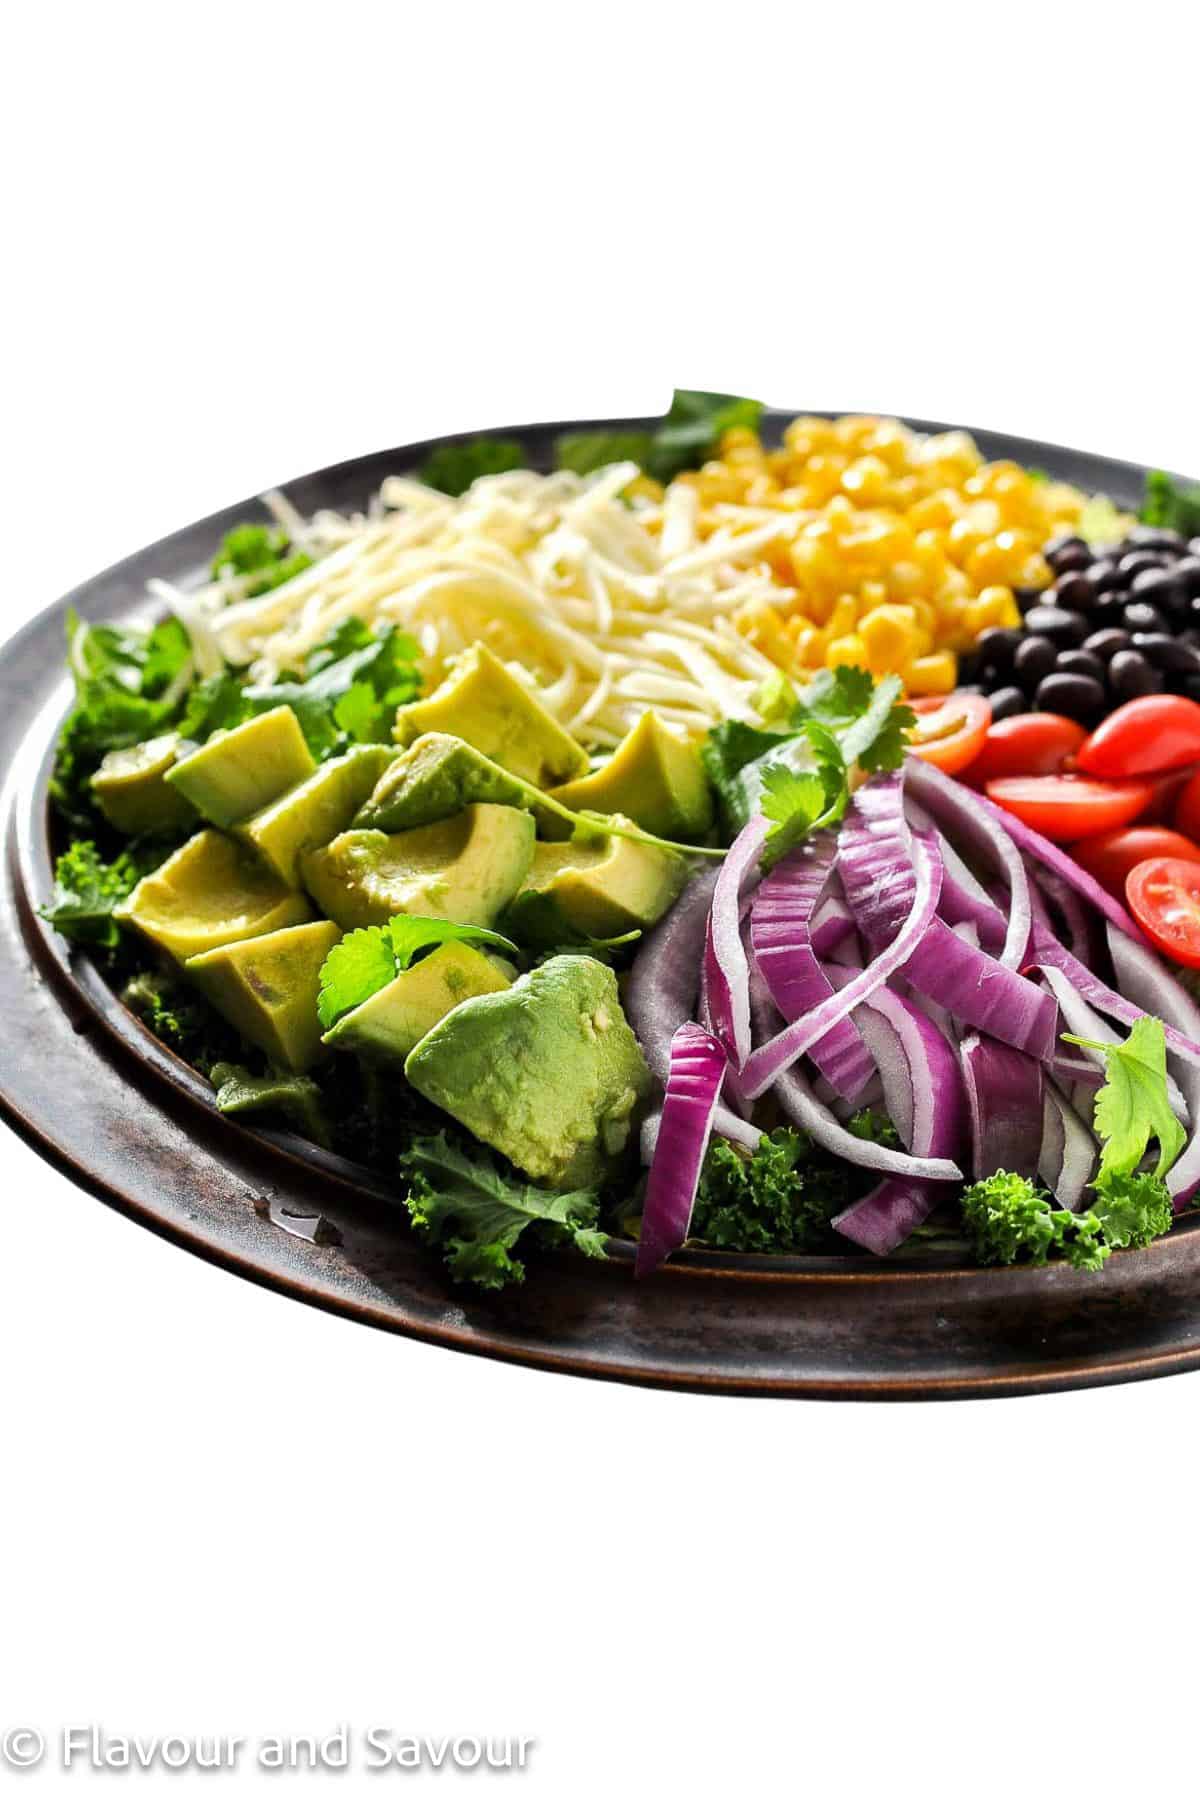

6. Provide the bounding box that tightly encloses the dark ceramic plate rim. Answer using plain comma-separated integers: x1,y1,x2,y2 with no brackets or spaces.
4,407,1200,1400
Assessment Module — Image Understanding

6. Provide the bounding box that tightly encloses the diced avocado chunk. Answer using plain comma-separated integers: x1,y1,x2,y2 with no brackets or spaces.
187,919,342,1071
166,705,316,828
237,744,398,887
354,732,569,838
115,830,313,962
405,955,651,1188
300,803,535,931
501,818,687,948
548,712,714,842
323,940,511,1062
91,732,198,835
392,642,588,787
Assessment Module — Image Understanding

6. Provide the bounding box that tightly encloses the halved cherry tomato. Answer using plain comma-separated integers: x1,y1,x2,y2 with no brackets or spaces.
985,774,1154,841
906,693,992,775
963,712,1086,786
1072,827,1200,900
1126,858,1200,968
1175,770,1200,843
1077,695,1200,778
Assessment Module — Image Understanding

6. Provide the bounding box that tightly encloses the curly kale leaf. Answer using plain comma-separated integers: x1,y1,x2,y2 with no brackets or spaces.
401,1133,604,1289
121,971,242,1075
689,1126,862,1255
1088,1167,1174,1251
1141,470,1200,539
40,839,161,951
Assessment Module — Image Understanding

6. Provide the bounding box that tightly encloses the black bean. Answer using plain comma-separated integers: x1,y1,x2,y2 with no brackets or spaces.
1122,601,1169,635
1055,649,1107,684
1082,627,1132,660
1130,566,1189,613
1085,558,1122,597
1126,525,1186,554
1183,676,1200,705
1052,571,1097,613
1118,550,1168,583
1131,633,1200,674
974,626,1021,675
986,685,1026,722
1014,635,1058,687
1109,650,1162,702
1013,585,1045,616
1023,605,1087,645
1175,557,1200,598
1034,671,1106,722
1045,535,1092,575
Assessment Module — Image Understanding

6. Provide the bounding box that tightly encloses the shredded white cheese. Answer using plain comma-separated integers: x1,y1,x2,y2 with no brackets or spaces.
161,466,793,747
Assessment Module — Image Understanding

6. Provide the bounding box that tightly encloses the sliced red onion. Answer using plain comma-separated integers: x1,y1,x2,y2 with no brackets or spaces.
1030,863,1094,964
960,1031,1043,1180
751,839,874,1103
1028,926,1200,1069
773,1058,960,1181
904,758,1031,969
904,913,1059,1059
636,1023,727,1276
1106,924,1200,1208
832,986,967,1254
908,794,1007,950
1038,1082,1097,1213
837,771,914,951
970,782,1147,945
843,988,914,1148
811,892,857,958
739,833,943,1100
704,814,768,1068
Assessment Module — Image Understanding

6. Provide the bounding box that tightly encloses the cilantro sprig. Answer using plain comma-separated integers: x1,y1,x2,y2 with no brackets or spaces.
1063,1016,1186,1179
317,915,518,1031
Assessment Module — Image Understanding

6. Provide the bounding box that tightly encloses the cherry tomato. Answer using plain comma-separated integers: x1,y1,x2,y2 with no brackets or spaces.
906,693,992,775
1141,766,1198,826
1072,827,1200,900
1126,858,1200,968
963,712,1086,786
1076,695,1200,779
985,774,1154,841
1175,770,1200,843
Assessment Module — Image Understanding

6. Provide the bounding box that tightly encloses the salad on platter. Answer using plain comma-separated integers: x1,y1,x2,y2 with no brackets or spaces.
40,392,1200,1288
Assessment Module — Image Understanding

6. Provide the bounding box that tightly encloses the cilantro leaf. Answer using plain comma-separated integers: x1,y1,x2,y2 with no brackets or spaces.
758,722,848,871
1141,470,1200,539
239,622,423,759
1062,1016,1186,1178
401,1132,603,1289
700,720,793,834
40,839,160,950
646,389,764,483
420,437,527,496
316,916,518,1030
210,1062,331,1149
555,431,654,477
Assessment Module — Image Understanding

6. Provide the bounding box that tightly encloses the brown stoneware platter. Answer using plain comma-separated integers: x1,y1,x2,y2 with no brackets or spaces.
5,413,1200,1400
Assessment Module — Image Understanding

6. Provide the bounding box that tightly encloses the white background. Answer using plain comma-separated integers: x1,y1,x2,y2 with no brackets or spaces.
3,3,1200,1795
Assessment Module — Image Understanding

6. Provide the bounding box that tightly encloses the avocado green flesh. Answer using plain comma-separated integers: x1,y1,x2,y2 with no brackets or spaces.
166,705,316,828
237,744,398,887
405,955,651,1189
92,732,198,835
116,829,313,962
501,822,687,946
187,919,342,1071
548,711,714,842
392,642,588,787
355,732,572,839
323,941,511,1061
299,803,536,931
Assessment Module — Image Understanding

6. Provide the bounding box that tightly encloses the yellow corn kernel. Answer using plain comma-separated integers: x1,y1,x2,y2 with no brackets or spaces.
841,455,892,503
794,626,827,668
908,651,957,695
827,593,861,640
826,633,868,669
859,604,917,678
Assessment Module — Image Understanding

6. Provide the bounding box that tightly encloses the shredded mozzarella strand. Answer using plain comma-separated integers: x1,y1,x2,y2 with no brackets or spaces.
172,466,789,745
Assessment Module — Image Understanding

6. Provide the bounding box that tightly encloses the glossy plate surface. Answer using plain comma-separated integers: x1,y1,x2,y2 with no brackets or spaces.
5,411,1200,1400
